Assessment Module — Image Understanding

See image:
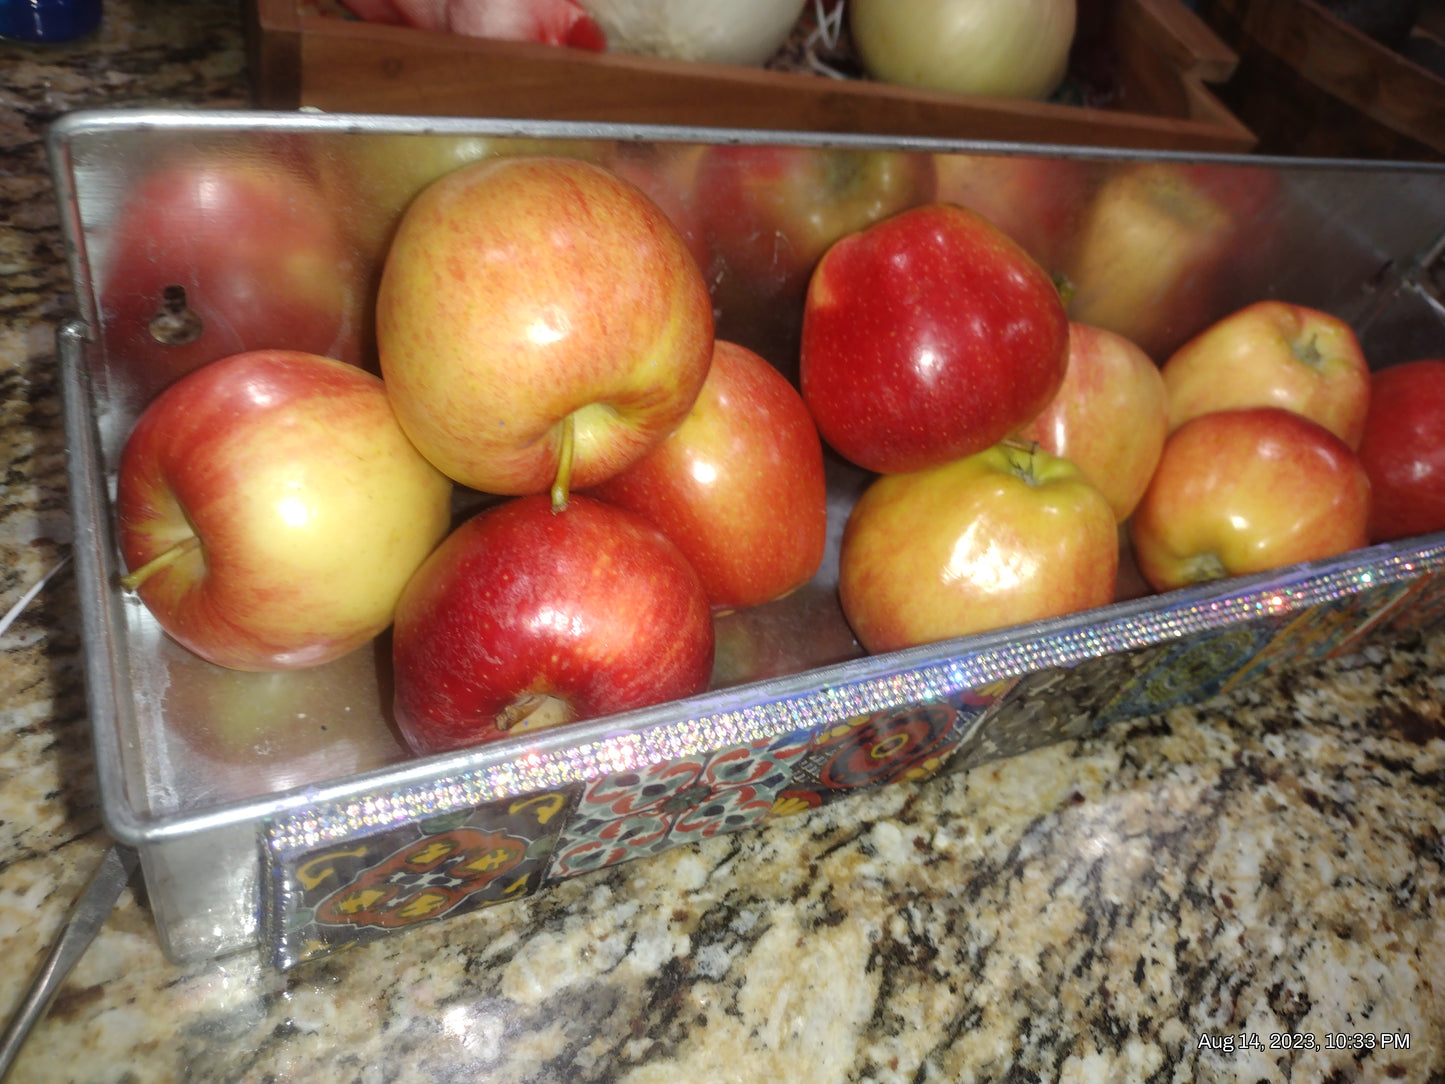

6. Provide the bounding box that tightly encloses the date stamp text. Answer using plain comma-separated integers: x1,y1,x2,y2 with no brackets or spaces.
1199,1031,1412,1054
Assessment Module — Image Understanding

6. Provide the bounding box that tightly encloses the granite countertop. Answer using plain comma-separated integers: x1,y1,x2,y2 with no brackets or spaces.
3,4,1445,1082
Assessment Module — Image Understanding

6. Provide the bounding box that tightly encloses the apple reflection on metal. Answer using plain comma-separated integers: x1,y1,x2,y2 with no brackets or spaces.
800,202,1070,476
99,150,368,402
838,442,1119,655
695,144,940,297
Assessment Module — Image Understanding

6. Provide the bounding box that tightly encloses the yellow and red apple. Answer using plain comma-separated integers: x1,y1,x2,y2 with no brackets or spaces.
838,441,1119,654
933,151,1087,272
376,155,714,499
694,144,936,369
1016,322,1169,522
604,143,712,274
586,339,828,612
1130,407,1372,593
312,132,604,268
116,350,453,671
1161,300,1372,450
1060,162,1278,362
695,144,937,292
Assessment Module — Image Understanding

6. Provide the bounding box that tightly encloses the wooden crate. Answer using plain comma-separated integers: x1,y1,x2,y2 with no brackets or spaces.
1200,0,1445,160
245,0,1256,152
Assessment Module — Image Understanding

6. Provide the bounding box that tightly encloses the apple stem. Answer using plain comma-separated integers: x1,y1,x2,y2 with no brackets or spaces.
999,437,1044,484
120,534,201,591
551,414,576,514
1051,272,1076,308
1296,334,1324,370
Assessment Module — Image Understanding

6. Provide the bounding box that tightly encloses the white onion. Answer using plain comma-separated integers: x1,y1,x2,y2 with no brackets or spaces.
850,0,1077,101
575,0,809,67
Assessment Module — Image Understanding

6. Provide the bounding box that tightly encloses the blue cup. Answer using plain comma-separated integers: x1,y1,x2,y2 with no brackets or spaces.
0,0,102,42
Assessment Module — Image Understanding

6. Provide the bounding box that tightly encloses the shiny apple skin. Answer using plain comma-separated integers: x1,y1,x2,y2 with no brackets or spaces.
392,495,715,755
839,443,1118,655
1016,322,1169,522
100,151,367,401
376,155,714,496
801,203,1070,476
116,350,454,671
1129,407,1372,593
586,340,828,611
1161,300,1371,450
1357,359,1445,542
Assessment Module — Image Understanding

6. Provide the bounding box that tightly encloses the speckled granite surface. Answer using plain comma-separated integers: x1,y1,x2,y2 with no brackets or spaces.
2,4,1445,1082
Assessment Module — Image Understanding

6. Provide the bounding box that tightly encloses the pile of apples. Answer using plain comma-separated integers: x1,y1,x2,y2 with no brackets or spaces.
114,152,830,757
109,139,1445,762
793,196,1441,658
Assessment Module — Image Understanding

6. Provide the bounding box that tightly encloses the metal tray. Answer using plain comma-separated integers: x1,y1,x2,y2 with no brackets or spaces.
47,109,1445,967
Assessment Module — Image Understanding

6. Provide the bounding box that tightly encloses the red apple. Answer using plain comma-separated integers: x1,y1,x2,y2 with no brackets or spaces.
1161,300,1372,450
116,350,453,671
800,202,1070,476
1357,359,1445,542
838,442,1119,655
391,494,715,754
694,144,936,370
586,339,828,611
1060,161,1279,361
376,155,714,499
99,148,368,400
1129,407,1372,593
1016,322,1169,522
